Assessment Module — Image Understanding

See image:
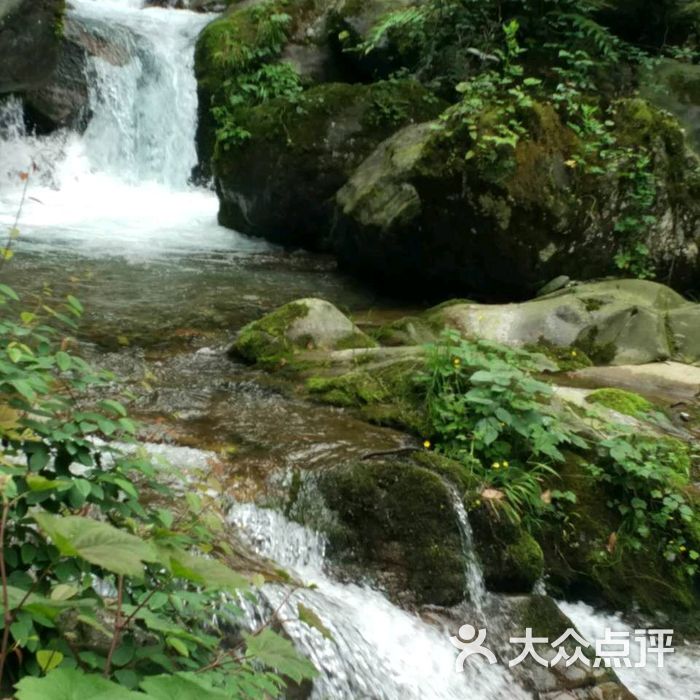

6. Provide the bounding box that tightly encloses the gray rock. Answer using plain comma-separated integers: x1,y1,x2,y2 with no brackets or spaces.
428,279,692,365
0,0,63,94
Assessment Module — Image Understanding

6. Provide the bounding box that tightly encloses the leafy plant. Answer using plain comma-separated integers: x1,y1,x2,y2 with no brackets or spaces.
0,280,318,697
421,331,585,523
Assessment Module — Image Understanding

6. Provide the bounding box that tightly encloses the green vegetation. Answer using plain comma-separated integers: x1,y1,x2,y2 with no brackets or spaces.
419,330,699,604
0,283,318,695
196,0,304,152
586,387,653,416
354,0,700,277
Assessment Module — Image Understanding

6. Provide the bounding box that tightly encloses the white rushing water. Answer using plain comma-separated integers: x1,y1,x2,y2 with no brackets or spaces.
230,503,525,700
0,0,268,259
559,600,700,700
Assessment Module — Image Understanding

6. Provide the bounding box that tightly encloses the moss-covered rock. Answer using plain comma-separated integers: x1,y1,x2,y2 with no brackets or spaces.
585,388,653,417
212,79,444,248
422,279,700,366
318,459,466,606
0,0,65,94
469,507,544,593
232,298,376,366
333,99,700,299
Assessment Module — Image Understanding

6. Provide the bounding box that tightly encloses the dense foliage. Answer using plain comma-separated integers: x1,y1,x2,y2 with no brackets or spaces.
421,331,699,578
0,279,317,697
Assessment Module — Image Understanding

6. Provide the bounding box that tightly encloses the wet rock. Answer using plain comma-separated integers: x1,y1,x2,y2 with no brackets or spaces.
470,508,545,593
24,16,131,132
333,100,700,298
232,298,376,365
0,0,64,94
485,596,635,700
317,458,466,606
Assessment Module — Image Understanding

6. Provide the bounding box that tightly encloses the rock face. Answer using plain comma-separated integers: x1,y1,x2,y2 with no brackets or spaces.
0,0,64,94
334,100,700,298
214,80,444,249
24,16,131,133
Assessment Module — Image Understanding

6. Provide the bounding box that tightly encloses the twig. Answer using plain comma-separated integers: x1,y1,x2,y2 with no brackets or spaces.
0,501,13,687
103,575,124,678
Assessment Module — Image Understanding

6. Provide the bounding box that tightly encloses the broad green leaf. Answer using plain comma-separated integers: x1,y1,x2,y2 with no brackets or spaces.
33,513,159,578
26,475,71,492
165,636,189,657
50,584,80,601
245,629,318,683
157,545,248,591
0,585,95,621
36,649,64,672
297,603,333,640
0,284,19,300
99,399,127,417
140,673,229,700
15,668,140,700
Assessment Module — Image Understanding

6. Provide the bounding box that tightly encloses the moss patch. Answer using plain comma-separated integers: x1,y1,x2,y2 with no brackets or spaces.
586,388,653,417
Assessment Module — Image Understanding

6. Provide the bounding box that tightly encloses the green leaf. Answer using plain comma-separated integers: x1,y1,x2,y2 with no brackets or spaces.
245,629,318,683
56,352,72,372
165,636,189,657
139,673,229,700
161,547,249,591
297,603,333,641
15,668,140,700
33,514,159,578
99,399,127,417
36,649,64,672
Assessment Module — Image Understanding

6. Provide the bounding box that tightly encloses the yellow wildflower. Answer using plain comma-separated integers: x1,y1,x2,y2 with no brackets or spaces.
492,462,500,470
452,357,461,367
423,440,431,449
571,350,577,357
502,460,509,468
565,159,577,168
680,545,687,552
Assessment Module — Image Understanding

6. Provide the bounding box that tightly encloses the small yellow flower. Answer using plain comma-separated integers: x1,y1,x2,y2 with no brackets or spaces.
502,460,509,468
492,462,500,470
565,159,577,168
452,357,461,366
571,350,577,357
423,440,432,449
680,545,687,553
475,499,481,506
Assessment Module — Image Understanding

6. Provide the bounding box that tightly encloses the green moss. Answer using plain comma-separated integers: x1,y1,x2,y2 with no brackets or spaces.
305,356,429,434
524,339,593,372
232,301,310,365
334,332,378,350
586,388,653,417
319,460,466,605
470,507,544,592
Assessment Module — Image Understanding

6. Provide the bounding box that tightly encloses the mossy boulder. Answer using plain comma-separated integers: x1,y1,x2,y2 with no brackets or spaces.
469,507,544,593
426,279,698,366
333,99,700,299
0,0,65,94
318,459,466,606
213,80,444,249
232,298,376,365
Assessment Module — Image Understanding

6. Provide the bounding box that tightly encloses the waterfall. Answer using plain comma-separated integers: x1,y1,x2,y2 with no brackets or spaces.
448,487,487,610
229,504,525,700
0,0,236,258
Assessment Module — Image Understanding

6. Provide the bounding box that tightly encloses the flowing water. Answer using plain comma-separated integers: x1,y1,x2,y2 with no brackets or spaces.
0,2,698,698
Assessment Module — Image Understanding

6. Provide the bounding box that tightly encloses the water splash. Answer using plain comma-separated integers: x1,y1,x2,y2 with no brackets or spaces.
230,504,525,700
559,600,700,699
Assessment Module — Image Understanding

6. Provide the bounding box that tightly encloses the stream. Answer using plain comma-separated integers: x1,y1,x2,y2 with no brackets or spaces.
0,1,697,697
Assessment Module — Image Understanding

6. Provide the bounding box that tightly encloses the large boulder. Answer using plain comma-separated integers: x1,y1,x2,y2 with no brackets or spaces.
317,459,467,606
0,0,64,94
333,99,700,298
232,297,376,365
428,279,696,365
214,80,444,248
